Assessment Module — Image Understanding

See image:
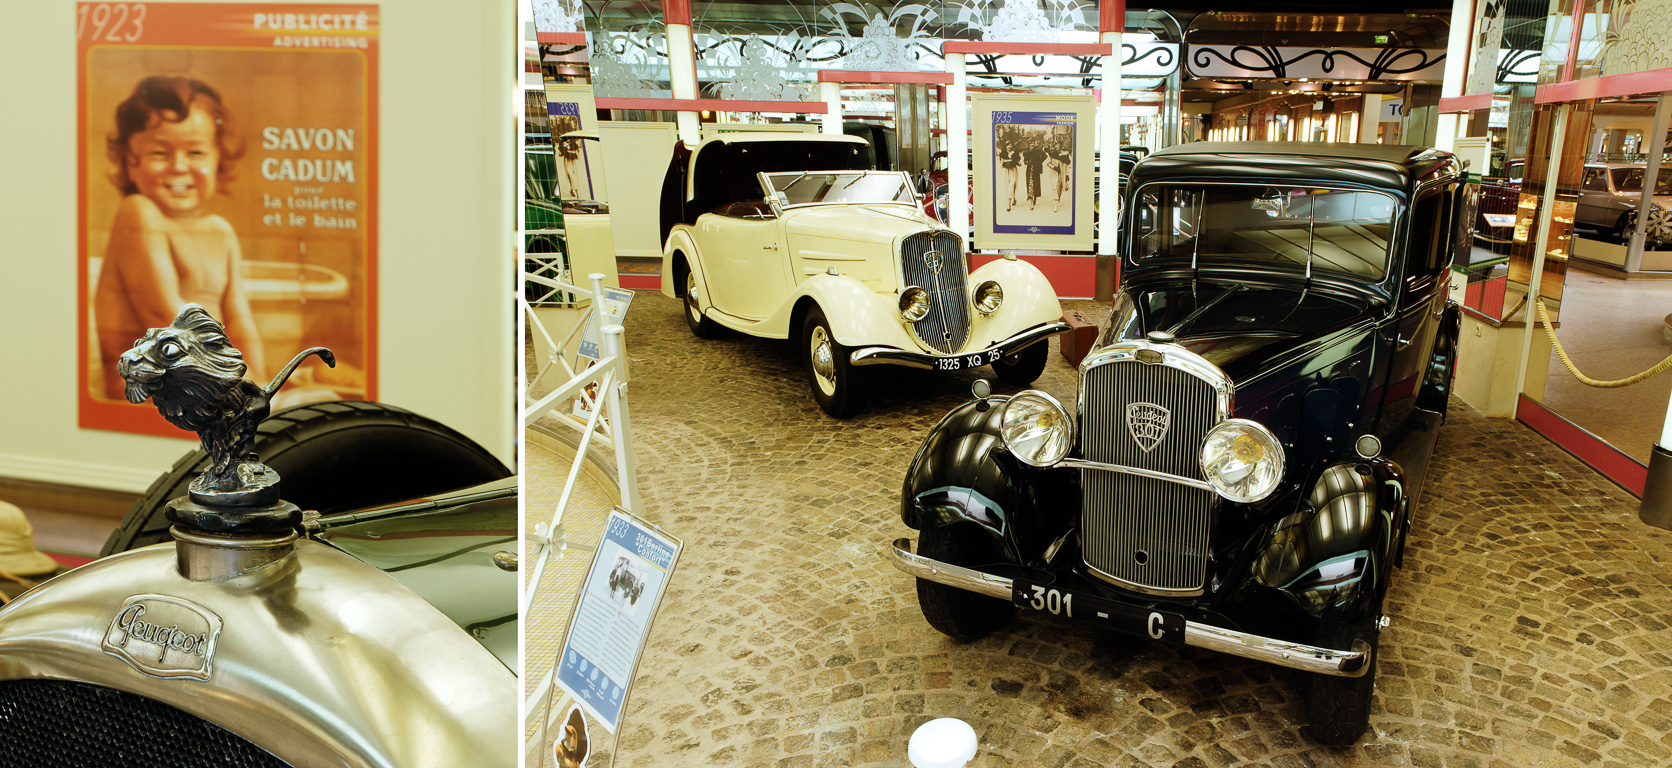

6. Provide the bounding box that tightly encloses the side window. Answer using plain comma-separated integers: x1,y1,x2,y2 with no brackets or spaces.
1581,168,1609,191
1406,186,1452,293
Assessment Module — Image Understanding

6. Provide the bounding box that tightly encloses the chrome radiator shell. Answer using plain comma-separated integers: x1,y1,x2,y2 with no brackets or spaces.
1076,342,1234,596
899,230,970,354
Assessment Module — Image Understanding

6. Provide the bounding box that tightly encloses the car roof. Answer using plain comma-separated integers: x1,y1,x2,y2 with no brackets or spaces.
1150,141,1438,164
697,133,868,149
1135,141,1457,194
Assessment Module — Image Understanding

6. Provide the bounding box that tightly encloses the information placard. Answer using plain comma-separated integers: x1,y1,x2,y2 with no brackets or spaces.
554,508,681,734
577,286,634,361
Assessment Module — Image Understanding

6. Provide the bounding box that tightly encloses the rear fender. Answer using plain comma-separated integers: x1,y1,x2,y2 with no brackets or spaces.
1242,456,1406,624
901,396,1071,564
661,229,705,304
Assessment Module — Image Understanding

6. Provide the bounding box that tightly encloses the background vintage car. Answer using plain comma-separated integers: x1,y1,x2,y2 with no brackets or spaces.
0,402,516,768
891,142,1465,745
1575,161,1672,242
658,133,1067,417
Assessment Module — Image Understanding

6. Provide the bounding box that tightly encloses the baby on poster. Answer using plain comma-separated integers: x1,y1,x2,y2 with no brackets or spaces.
92,75,265,398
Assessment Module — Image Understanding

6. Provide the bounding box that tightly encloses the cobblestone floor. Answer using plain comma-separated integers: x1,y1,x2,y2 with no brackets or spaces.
577,293,1672,768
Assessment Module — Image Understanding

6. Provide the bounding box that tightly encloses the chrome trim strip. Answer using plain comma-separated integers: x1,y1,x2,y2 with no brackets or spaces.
849,321,1071,368
1057,458,1216,493
887,538,1370,677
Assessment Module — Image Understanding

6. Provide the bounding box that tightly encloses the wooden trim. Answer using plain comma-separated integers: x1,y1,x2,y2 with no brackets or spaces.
942,41,1113,56
535,32,587,46
817,70,953,85
1438,92,1493,114
594,97,829,114
1536,66,1672,104
1516,394,1647,495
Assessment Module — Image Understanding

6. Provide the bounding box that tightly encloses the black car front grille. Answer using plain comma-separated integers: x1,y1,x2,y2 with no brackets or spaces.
1080,358,1220,594
899,231,970,354
0,679,291,767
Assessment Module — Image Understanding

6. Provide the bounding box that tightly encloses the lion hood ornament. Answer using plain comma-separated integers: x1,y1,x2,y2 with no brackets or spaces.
118,304,334,509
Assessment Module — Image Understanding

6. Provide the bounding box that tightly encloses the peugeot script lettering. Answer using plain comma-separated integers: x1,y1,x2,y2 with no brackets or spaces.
1126,402,1170,453
101,594,223,680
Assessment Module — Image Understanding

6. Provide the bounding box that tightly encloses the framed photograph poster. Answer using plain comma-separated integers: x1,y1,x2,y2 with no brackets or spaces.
77,3,378,436
546,83,604,203
972,93,1095,252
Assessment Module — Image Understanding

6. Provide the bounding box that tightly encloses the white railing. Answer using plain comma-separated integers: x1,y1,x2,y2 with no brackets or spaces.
520,271,640,759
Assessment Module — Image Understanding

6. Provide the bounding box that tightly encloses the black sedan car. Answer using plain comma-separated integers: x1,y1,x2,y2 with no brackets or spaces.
889,142,1464,744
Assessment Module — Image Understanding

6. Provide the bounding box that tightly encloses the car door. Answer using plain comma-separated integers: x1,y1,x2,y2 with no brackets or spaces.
1575,166,1611,229
693,211,790,321
1378,183,1452,438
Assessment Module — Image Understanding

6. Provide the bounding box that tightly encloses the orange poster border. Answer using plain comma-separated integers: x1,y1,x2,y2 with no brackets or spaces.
75,2,380,438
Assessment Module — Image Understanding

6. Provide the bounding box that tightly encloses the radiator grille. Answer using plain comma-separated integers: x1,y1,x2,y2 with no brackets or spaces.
899,231,970,354
0,679,291,767
1080,358,1220,593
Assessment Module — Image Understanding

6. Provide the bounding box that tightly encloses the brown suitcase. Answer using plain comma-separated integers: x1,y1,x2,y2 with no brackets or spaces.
1059,309,1099,367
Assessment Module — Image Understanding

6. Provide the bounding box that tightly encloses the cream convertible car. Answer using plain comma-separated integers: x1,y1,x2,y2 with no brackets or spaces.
660,134,1068,417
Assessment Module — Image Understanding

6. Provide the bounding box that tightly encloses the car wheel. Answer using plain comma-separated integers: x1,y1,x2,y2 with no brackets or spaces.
914,524,1013,642
101,401,512,555
1304,611,1381,745
682,267,720,339
803,305,860,418
990,342,1048,386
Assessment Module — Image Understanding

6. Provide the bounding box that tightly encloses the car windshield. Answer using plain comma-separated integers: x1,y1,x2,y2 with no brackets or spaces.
1134,184,1397,281
1610,167,1672,195
763,171,917,207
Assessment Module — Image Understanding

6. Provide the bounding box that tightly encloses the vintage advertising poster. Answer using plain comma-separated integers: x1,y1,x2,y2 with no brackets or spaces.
972,94,1095,252
78,3,378,436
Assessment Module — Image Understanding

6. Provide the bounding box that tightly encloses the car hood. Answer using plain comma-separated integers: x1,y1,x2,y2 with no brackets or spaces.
783,204,938,245
316,476,518,670
1110,278,1380,383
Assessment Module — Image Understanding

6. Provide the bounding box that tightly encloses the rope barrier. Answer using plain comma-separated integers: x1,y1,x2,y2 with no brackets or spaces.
1535,298,1672,388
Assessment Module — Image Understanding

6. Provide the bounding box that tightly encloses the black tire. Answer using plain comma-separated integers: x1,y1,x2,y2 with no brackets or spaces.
1304,613,1381,745
101,401,511,556
680,261,719,339
991,342,1048,387
802,305,860,418
915,524,1013,641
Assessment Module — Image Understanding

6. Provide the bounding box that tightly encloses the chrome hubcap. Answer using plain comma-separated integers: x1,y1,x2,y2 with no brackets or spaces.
685,272,700,319
810,326,837,394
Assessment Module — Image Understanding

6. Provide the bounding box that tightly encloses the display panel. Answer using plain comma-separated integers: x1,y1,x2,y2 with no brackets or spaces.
971,93,1095,252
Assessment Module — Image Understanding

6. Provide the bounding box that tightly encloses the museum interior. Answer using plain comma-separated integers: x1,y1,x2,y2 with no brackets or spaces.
5,0,1672,767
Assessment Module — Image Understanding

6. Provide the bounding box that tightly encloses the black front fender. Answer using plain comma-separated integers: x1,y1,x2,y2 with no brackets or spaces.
1239,456,1407,624
900,397,1072,565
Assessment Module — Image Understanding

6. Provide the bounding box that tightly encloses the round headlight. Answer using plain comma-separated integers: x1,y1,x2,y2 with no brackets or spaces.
1199,419,1285,503
1000,390,1072,467
900,286,931,322
972,280,1003,314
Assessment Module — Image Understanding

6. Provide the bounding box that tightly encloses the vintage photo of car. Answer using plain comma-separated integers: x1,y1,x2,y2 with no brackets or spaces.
0,396,517,767
659,133,1070,417
1574,161,1672,243
888,142,1465,744
608,555,645,606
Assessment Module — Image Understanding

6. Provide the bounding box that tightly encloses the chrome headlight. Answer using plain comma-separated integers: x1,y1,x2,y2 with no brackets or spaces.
972,280,1003,314
1199,419,1284,503
1000,390,1072,467
900,286,931,322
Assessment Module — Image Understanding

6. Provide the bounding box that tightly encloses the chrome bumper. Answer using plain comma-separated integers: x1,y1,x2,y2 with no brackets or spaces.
887,538,1371,677
849,321,1071,369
